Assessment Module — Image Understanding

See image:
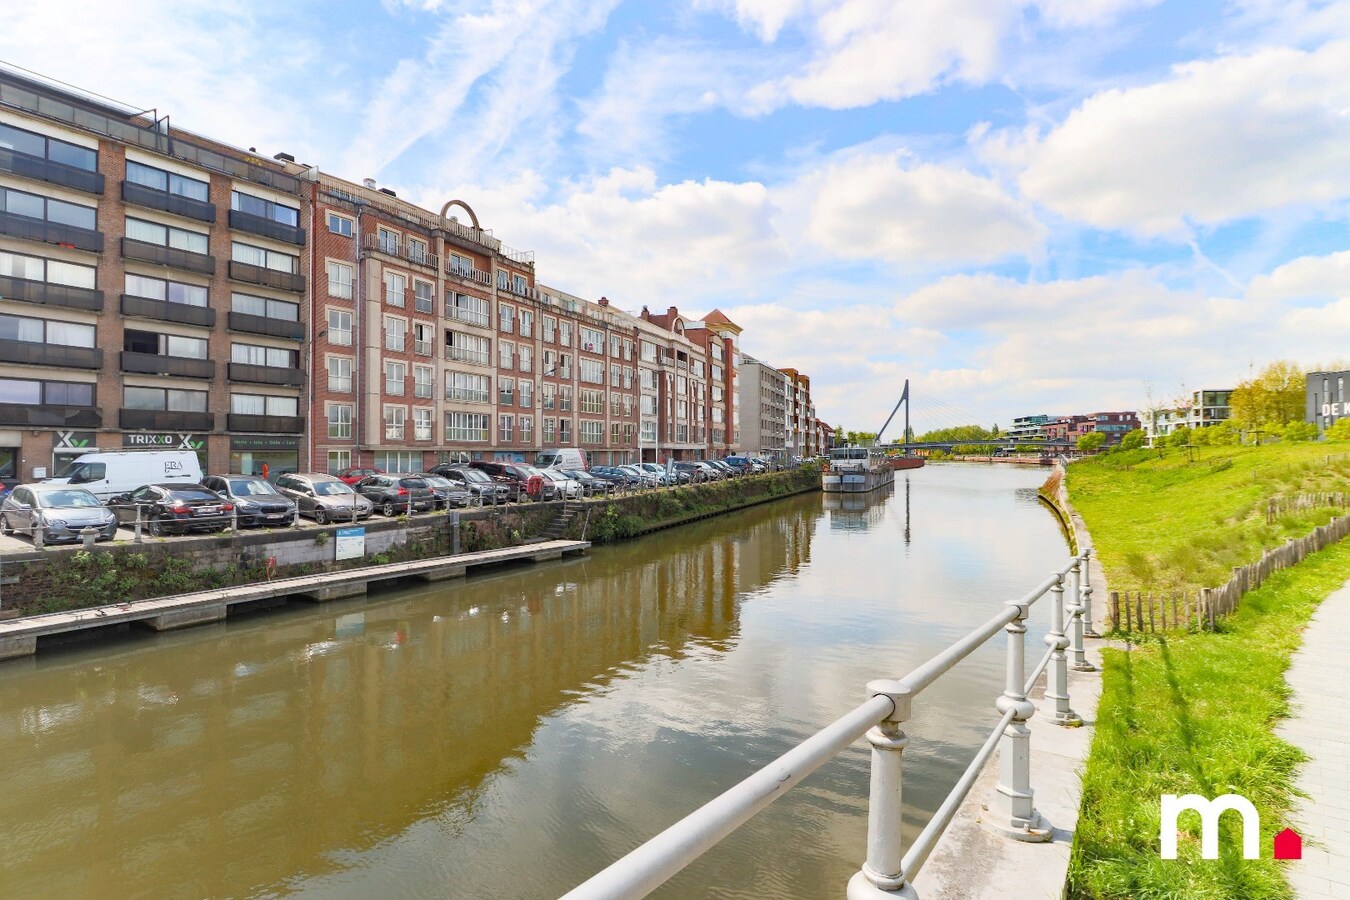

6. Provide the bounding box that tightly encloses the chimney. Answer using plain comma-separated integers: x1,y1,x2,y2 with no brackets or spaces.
363,178,377,189
640,305,650,320
598,296,609,307
667,306,678,319
273,151,295,163
379,187,397,198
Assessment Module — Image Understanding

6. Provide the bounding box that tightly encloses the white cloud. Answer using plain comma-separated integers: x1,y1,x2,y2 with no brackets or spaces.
1034,0,1161,28
1015,40,1350,234
1247,250,1350,300
691,0,810,42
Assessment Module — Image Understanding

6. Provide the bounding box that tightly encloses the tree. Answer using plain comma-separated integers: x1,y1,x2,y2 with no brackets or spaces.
1119,429,1145,450
1229,361,1307,428
1165,426,1192,448
1077,431,1106,451
1326,418,1350,441
1281,421,1318,441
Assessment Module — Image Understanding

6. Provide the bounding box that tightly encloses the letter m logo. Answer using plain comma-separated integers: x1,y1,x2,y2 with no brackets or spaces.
1160,793,1260,860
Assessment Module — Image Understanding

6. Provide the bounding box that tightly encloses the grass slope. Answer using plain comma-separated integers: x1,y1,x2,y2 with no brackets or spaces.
1068,539,1350,898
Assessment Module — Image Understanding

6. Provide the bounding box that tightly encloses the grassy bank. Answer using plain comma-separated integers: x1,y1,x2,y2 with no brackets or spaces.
1069,538,1350,898
1067,444,1349,592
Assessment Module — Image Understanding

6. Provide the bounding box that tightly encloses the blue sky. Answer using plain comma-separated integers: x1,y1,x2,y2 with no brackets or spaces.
3,0,1347,432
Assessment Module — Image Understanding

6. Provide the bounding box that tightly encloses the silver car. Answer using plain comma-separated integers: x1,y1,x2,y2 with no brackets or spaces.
0,484,119,543
275,473,374,524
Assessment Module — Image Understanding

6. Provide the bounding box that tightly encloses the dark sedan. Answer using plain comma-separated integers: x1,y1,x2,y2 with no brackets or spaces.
560,469,613,496
355,475,436,516
431,466,510,504
416,473,473,509
107,483,233,536
201,475,297,527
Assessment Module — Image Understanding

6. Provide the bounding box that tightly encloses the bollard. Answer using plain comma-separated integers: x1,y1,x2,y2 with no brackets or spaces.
848,680,918,898
1080,548,1099,637
79,526,97,550
987,599,1051,841
134,505,143,544
451,510,461,555
1043,576,1081,725
1068,556,1096,672
230,504,239,534
32,511,44,550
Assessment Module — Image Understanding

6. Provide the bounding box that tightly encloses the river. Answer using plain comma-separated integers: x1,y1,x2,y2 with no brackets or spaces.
0,463,1068,898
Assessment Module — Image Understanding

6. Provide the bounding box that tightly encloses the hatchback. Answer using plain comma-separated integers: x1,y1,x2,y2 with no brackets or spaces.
336,466,383,486
201,475,297,527
0,484,119,543
355,475,436,516
275,473,374,524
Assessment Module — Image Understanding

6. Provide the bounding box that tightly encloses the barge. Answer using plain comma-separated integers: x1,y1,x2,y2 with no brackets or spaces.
822,447,897,493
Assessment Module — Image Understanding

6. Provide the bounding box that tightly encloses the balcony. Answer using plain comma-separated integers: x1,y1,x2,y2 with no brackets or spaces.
227,311,304,340
229,209,305,246
120,409,215,431
0,274,103,311
445,347,491,367
228,362,305,387
0,147,104,195
121,181,216,223
0,403,100,428
228,260,305,293
446,264,492,288
227,413,305,433
0,339,102,369
120,294,216,328
0,210,102,253
120,351,215,379
121,237,215,276
362,232,438,270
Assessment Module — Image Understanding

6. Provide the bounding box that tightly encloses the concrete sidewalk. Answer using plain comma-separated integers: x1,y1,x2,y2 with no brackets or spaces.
1277,579,1350,898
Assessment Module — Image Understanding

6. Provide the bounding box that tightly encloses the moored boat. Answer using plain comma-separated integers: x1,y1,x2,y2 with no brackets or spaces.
822,447,896,493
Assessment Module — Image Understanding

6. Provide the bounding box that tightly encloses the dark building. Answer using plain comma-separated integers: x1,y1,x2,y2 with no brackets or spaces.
1307,369,1349,434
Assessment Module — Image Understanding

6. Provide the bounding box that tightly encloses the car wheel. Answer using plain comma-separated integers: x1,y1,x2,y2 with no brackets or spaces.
0,514,10,537
314,508,328,525
382,501,395,516
147,518,163,537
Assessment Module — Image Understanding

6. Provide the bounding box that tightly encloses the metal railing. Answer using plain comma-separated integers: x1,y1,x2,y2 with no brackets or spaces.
562,549,1097,899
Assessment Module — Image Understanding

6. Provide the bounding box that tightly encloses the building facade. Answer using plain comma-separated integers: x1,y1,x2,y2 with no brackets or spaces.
737,354,788,458
1307,370,1348,434
778,367,817,459
1143,389,1232,447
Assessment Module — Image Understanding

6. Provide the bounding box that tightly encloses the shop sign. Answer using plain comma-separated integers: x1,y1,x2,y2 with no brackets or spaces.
122,433,205,451
335,526,365,561
231,435,300,451
52,431,98,450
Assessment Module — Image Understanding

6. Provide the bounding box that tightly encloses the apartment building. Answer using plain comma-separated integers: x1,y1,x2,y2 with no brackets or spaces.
778,367,817,458
1045,411,1140,445
0,66,309,482
737,354,788,458
1142,389,1232,446
1307,370,1348,434
635,305,740,461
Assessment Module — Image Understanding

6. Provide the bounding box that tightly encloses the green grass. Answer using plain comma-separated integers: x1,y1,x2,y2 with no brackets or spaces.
1067,443,1350,593
1068,538,1350,898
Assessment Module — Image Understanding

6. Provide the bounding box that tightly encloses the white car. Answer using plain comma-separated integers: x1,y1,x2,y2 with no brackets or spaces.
539,468,585,499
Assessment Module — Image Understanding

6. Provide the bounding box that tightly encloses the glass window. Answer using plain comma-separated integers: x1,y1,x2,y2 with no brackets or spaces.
126,161,208,201
0,378,41,405
327,450,351,475
384,405,406,439
231,343,295,367
414,408,433,440
414,280,433,313
231,292,299,320
327,213,354,237
327,309,352,346
327,356,352,391
232,191,299,227
385,316,406,351
326,260,353,298
385,361,406,395
232,393,297,416
384,272,405,307
0,123,46,157
232,242,297,273
327,403,352,438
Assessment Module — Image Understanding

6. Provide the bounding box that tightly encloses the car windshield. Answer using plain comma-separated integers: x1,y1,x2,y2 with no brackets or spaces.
314,482,354,496
229,478,280,496
35,489,101,509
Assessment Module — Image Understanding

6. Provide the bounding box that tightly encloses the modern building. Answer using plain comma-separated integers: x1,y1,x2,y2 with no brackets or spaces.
1007,414,1054,442
0,65,310,482
1142,389,1232,447
737,354,788,458
1307,370,1349,434
778,367,817,459
1045,411,1139,446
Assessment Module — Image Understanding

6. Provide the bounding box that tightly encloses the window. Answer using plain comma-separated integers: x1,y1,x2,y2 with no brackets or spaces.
124,329,205,358
384,272,406,307
123,386,207,411
231,394,298,416
499,414,514,442
327,450,351,475
610,392,622,415
559,386,573,411
519,415,533,442
692,360,705,378
378,227,399,255
385,316,406,352
712,364,724,382
0,186,96,230
498,341,514,369
609,335,620,357
580,327,604,352
125,273,207,307
520,310,534,337
1,122,97,171
512,273,527,295
641,341,657,362
126,216,209,254
446,292,489,326
414,280,433,313
445,371,490,404
543,418,556,443
414,365,433,399
677,425,688,442
543,316,556,342
623,340,634,361
384,405,406,439
641,420,657,442
327,403,353,438
232,241,298,273
326,212,354,237
384,361,406,395
610,364,621,387
231,343,297,368
125,160,207,201
519,381,533,409
559,419,573,442
374,450,419,473
499,304,515,333
519,346,533,373
445,412,489,442
579,359,604,385
611,422,622,444
623,367,634,389
0,313,95,347
543,350,556,376
0,377,92,407
231,191,299,227
408,238,429,265
414,321,434,356
542,383,556,410
231,292,299,321
448,253,475,277
641,395,657,415
580,389,604,414
580,420,604,445
499,376,515,405
558,322,572,347
414,407,433,440
559,353,572,379
641,368,656,391
327,309,353,346
446,331,490,365
327,261,353,299
327,356,352,392
0,250,96,289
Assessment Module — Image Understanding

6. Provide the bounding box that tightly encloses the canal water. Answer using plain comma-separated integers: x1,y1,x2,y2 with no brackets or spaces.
0,463,1068,899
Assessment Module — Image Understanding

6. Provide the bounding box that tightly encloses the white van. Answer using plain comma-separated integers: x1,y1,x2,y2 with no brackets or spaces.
46,450,203,501
534,448,588,470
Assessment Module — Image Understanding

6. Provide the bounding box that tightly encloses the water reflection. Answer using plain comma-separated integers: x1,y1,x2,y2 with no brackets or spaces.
823,481,895,531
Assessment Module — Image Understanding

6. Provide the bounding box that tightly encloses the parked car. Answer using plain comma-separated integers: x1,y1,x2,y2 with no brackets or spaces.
618,464,659,487
0,484,119,543
201,475,298,527
431,466,510,504
106,483,233,537
560,468,612,496
702,459,736,478
638,463,684,485
723,456,758,475
534,447,589,470
275,473,374,524
538,468,584,499
416,473,473,509
355,475,436,516
469,461,556,502
673,461,718,483
590,465,643,488
45,450,202,501
336,466,383,486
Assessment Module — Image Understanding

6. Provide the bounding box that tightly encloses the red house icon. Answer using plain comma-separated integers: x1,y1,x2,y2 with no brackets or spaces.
1274,828,1302,860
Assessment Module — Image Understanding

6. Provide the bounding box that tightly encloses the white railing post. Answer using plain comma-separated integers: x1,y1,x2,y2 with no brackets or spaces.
1069,555,1096,672
848,679,919,899
1080,548,1099,637
986,599,1051,842
1043,576,1082,725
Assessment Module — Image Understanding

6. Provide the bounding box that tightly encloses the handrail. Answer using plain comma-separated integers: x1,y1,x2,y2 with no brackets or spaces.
563,551,1095,899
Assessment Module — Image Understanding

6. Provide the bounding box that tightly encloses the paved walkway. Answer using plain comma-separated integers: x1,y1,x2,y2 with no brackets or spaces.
1277,578,1350,898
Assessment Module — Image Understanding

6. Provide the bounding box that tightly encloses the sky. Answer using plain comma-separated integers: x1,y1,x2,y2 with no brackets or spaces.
2,0,1348,433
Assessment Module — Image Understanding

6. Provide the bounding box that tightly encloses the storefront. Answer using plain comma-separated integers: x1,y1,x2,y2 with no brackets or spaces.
122,432,208,470
52,431,102,479
230,435,300,482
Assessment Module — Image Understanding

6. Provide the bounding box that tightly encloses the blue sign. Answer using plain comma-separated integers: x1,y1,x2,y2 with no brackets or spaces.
335,526,365,561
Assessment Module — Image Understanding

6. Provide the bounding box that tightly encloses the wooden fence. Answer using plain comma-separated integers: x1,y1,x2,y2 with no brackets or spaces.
1266,492,1347,524
1110,511,1350,633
